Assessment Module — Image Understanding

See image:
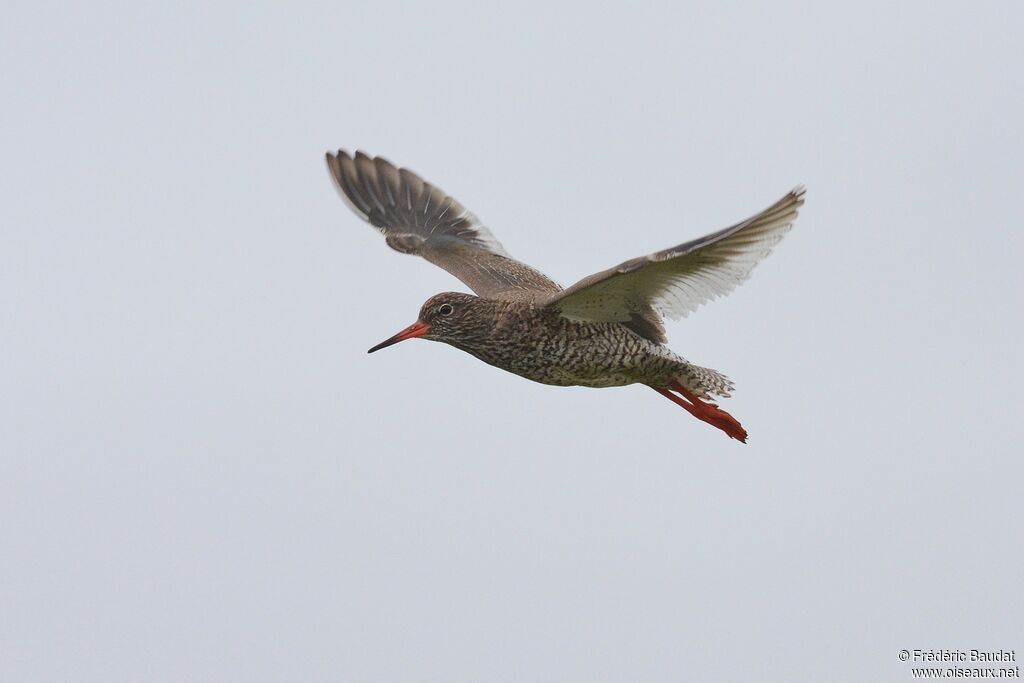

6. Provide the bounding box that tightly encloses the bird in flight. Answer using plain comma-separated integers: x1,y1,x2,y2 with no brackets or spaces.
326,150,804,442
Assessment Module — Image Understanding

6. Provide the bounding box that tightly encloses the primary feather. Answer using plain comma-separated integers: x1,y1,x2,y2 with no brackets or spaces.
325,150,560,299
542,187,805,323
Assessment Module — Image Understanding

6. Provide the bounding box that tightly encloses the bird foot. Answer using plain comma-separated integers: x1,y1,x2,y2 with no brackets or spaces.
651,382,748,443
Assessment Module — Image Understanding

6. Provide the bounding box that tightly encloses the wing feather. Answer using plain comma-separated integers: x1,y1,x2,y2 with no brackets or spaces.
326,150,559,299
544,187,805,323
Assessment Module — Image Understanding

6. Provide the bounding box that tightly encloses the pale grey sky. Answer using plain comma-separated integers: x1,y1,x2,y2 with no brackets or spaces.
2,1,1022,681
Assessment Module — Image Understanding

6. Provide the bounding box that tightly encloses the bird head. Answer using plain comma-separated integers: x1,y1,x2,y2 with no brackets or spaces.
367,292,484,353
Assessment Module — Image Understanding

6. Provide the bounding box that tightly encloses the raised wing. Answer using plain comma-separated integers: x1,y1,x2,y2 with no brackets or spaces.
544,187,805,323
326,150,559,299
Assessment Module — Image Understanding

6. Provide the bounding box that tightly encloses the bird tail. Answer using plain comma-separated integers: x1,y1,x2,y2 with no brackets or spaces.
652,380,748,443
675,363,735,400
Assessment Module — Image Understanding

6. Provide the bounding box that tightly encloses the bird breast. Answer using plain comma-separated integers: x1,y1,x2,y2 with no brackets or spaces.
449,303,684,388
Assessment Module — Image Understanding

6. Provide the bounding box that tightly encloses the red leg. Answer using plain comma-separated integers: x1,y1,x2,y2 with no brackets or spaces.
651,383,748,443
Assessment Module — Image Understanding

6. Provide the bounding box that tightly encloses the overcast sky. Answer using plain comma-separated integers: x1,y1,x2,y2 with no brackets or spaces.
2,2,1022,681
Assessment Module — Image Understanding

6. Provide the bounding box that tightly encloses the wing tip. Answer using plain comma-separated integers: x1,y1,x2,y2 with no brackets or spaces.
325,148,353,161
790,184,807,205
325,148,375,219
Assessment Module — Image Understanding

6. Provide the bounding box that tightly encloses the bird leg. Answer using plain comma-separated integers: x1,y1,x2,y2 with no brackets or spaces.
651,382,748,443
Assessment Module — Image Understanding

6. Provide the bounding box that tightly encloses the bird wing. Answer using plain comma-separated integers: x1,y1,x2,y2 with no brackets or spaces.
542,187,805,323
326,150,560,299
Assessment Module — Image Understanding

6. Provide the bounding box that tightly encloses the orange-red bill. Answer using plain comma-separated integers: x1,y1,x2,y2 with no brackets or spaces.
367,321,431,354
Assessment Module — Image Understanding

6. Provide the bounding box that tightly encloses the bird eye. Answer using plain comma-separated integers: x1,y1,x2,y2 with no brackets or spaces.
438,303,454,316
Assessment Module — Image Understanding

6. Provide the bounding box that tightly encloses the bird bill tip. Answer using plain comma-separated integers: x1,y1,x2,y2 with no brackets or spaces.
367,321,431,353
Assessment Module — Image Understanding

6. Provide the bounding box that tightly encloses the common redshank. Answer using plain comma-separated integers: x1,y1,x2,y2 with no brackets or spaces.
326,150,804,442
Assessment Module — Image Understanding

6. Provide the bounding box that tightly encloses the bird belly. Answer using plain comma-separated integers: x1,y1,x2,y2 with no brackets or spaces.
540,370,638,388
463,324,684,389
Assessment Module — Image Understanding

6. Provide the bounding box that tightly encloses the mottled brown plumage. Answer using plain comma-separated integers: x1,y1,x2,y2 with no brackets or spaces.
327,150,805,442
